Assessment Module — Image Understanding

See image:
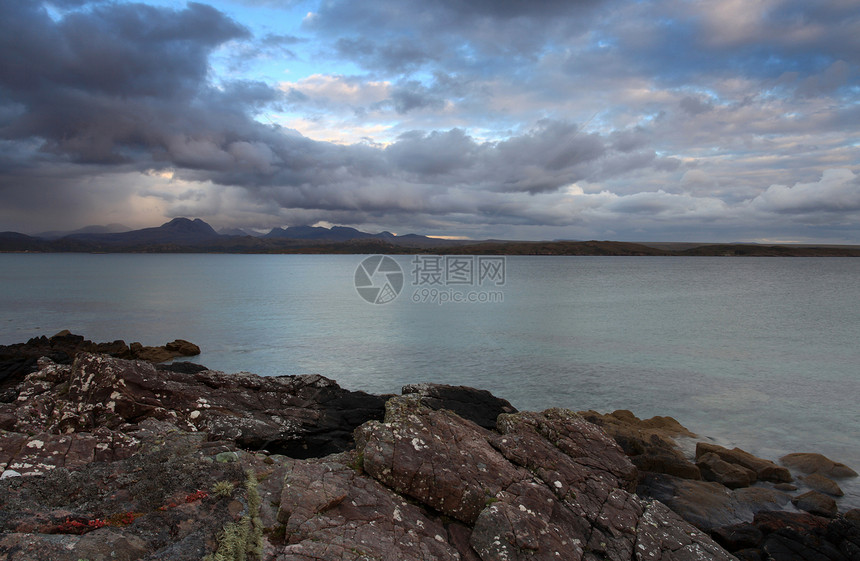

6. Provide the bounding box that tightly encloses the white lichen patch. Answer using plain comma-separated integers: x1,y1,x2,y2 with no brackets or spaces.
26,440,44,449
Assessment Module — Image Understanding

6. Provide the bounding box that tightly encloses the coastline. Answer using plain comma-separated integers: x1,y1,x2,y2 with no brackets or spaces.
1,333,858,559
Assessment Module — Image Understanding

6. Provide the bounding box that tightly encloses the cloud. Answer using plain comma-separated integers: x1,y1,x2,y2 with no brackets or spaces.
751,169,860,216
1,1,858,243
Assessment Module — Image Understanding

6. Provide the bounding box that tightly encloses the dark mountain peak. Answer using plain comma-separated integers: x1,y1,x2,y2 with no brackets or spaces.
160,218,218,236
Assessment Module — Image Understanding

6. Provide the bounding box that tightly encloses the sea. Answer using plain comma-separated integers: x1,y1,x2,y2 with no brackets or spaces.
2,253,858,507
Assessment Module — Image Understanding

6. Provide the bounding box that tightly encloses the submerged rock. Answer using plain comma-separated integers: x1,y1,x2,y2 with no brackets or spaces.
802,473,844,497
638,472,792,531
780,452,859,479
792,490,839,518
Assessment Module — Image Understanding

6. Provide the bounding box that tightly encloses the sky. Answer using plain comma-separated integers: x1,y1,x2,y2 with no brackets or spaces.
1,0,859,242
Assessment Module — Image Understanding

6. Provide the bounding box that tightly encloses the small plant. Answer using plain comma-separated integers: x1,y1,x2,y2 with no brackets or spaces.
212,480,235,498
106,511,142,527
185,489,209,503
54,517,106,535
204,470,264,561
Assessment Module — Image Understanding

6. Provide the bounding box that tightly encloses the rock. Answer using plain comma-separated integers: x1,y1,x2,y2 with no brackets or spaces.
846,509,860,523
580,408,702,480
355,396,734,560
792,490,838,518
401,382,518,430
157,361,209,374
752,511,858,561
164,339,200,356
803,473,844,497
774,482,797,491
752,510,831,535
277,457,461,561
733,549,763,561
0,332,202,395
0,339,747,560
697,451,755,489
780,452,859,479
638,472,792,531
215,451,239,463
8,353,386,458
0,423,245,561
711,522,763,551
696,442,793,483
356,395,530,524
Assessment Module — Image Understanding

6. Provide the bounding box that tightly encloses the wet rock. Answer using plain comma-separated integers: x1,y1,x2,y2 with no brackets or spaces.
846,509,860,523
753,512,859,561
803,473,844,497
696,442,793,483
774,483,798,491
792,490,838,518
752,511,831,535
711,522,763,551
401,382,518,430
580,408,702,480
638,472,792,531
697,451,755,489
780,452,859,479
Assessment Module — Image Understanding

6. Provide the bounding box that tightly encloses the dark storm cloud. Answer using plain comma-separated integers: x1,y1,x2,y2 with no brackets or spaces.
2,0,858,242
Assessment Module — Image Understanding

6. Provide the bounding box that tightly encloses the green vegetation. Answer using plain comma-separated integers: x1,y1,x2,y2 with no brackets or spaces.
204,471,263,561
212,480,235,498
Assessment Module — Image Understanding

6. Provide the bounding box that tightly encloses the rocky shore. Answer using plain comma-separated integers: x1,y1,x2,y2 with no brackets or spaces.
0,333,858,560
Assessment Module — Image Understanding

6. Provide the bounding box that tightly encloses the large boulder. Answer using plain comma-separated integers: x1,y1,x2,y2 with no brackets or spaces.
791,490,839,518
355,395,529,524
401,382,518,429
802,473,844,497
780,452,858,479
696,442,792,483
580,409,702,480
638,472,792,531
697,451,755,489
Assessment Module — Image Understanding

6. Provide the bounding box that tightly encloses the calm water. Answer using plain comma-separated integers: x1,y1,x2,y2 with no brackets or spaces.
2,254,859,506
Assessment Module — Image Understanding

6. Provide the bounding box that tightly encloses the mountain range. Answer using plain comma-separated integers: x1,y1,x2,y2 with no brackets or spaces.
0,218,451,252
3,218,860,256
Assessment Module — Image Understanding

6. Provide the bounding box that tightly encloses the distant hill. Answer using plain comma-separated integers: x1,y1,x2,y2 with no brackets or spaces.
36,223,131,240
62,218,220,247
217,227,264,237
0,232,48,252
264,225,387,241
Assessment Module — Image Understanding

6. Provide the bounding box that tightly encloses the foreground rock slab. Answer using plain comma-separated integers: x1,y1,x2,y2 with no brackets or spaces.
0,351,768,560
